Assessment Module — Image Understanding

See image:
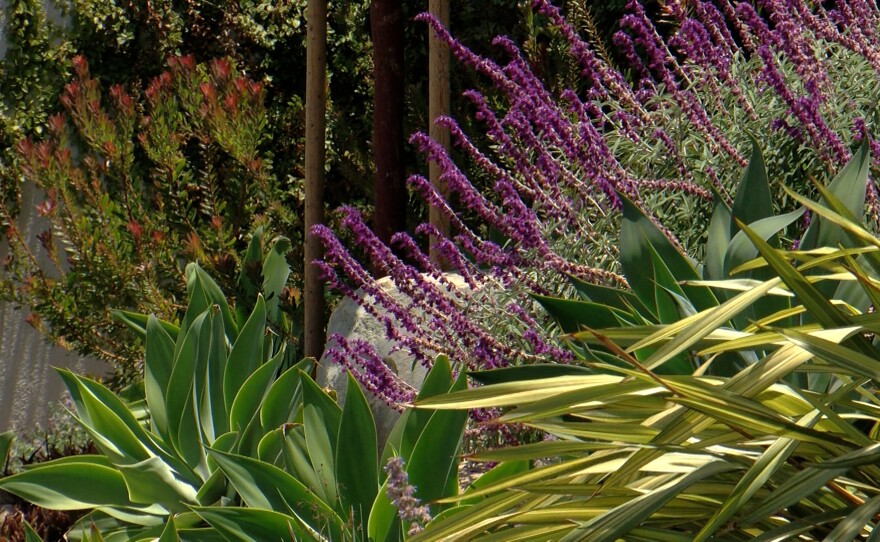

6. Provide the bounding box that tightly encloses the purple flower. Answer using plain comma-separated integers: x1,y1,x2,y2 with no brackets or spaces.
384,456,433,535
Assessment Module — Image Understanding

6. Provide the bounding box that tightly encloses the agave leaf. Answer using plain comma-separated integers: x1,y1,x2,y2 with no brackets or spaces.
254,429,283,465
618,191,712,316
407,369,469,509
799,138,870,251
197,311,228,444
401,355,455,461
335,372,379,525
236,227,264,312
301,370,342,506
111,310,179,342
534,295,633,333
56,370,154,464
223,295,268,413
262,236,292,323
117,456,199,512
282,426,324,500
0,457,141,510
724,208,804,278
567,274,649,315
229,348,283,454
705,200,732,282
205,448,345,538
165,310,208,470
156,516,178,542
144,316,175,441
259,360,310,431
647,244,690,326
191,506,321,542
367,477,402,542
186,263,238,341
731,139,774,232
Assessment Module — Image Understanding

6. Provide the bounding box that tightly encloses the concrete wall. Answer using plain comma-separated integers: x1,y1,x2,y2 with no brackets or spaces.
0,2,108,432
0,182,108,432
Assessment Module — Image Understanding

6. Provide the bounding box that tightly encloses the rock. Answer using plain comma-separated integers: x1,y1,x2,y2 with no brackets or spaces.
317,273,472,446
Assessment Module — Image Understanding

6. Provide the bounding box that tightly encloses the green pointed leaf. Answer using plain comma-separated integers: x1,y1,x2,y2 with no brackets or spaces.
117,456,199,512
706,201,732,281
301,370,342,506
567,274,648,315
282,426,324,500
367,477,401,542
237,226,264,308
157,516,178,542
111,310,179,342
619,192,716,314
407,369,468,509
201,310,228,442
56,369,153,464
534,295,633,333
402,355,454,461
144,316,175,441
800,138,870,251
22,519,42,542
205,449,344,538
724,208,804,277
165,311,208,467
336,372,378,525
262,236,292,323
224,295,268,412
229,348,282,452
731,139,774,232
188,263,238,341
260,360,310,431
0,457,139,510
191,506,316,542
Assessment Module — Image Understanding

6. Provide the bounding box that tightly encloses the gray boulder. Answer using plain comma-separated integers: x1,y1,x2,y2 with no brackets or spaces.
317,273,471,444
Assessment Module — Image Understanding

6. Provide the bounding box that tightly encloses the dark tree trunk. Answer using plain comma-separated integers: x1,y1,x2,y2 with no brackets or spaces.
304,0,327,360
371,0,407,247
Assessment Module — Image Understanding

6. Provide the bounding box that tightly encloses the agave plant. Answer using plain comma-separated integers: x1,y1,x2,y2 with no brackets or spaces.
408,143,880,540
0,240,473,540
